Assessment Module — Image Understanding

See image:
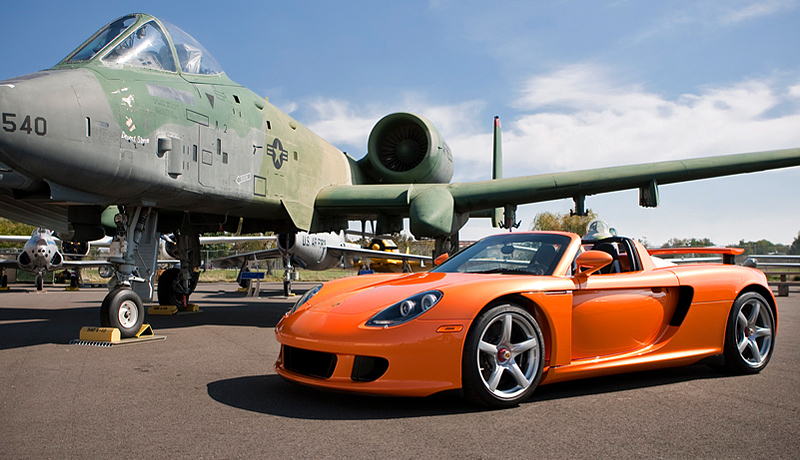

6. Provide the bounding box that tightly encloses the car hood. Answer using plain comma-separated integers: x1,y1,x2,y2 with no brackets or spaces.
292,271,573,323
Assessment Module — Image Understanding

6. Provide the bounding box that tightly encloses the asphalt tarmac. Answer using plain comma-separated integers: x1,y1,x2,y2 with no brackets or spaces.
1,281,798,459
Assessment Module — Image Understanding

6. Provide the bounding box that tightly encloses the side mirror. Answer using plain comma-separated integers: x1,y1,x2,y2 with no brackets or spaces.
575,250,613,278
434,253,449,266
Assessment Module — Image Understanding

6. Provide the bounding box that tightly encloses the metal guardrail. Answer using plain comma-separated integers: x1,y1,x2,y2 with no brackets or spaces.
746,254,800,297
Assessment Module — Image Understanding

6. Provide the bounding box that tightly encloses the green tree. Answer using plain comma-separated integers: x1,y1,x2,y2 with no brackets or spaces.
662,237,715,248
0,218,35,249
736,239,788,257
531,210,598,235
789,232,800,255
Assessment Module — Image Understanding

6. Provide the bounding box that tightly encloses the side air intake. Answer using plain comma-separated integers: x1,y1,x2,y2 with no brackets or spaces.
359,112,454,184
377,123,428,172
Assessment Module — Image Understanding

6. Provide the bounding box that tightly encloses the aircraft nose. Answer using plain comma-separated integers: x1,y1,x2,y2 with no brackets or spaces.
0,70,88,180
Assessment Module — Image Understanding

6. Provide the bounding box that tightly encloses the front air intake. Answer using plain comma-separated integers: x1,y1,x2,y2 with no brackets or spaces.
351,355,389,382
283,345,337,379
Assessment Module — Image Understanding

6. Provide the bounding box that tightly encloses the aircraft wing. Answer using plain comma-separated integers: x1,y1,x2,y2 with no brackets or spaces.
61,260,112,268
0,258,19,268
198,236,277,245
0,235,31,244
0,190,72,236
210,248,282,269
313,147,800,235
325,246,432,263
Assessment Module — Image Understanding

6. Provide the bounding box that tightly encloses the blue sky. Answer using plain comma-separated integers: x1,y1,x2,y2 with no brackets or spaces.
2,1,799,245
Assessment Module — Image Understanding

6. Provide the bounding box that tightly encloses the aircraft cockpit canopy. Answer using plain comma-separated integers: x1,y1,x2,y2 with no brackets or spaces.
63,14,223,76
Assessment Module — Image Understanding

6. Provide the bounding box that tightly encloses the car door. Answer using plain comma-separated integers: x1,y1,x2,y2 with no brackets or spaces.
571,240,681,360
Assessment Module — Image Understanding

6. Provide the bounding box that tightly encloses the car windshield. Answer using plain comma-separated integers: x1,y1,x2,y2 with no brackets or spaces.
431,233,573,276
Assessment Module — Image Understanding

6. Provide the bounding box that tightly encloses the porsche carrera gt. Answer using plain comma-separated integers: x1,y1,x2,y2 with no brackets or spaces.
274,231,776,407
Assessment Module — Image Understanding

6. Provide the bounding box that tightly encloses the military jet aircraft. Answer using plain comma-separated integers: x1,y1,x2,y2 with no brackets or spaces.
211,231,431,295
0,228,111,290
1,13,799,337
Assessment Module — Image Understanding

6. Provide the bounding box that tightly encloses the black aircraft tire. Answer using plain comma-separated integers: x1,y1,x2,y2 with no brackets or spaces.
1,274,7,288
35,274,43,291
157,268,180,306
157,268,198,310
283,280,291,296
100,289,145,338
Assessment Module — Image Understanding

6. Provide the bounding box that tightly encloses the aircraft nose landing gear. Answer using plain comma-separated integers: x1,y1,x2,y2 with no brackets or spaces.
100,288,145,337
103,206,160,338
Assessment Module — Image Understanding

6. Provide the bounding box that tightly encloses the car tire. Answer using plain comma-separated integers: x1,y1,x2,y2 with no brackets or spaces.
462,303,544,408
723,291,775,374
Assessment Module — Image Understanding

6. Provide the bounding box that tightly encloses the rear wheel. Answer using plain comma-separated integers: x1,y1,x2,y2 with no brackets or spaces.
723,292,775,374
462,303,544,408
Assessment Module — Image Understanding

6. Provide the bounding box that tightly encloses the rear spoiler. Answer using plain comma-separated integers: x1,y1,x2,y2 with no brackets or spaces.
647,247,744,265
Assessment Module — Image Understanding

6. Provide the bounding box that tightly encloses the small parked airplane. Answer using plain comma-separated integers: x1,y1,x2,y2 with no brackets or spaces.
0,228,110,290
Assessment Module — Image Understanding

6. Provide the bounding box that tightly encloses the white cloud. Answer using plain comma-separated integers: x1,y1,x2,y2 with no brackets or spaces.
631,0,799,42
719,0,799,24
305,99,376,150
501,64,800,175
300,65,800,184
304,96,486,158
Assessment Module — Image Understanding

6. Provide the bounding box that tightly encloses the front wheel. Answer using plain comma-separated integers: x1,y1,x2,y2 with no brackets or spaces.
462,303,545,408
723,291,775,374
100,288,145,338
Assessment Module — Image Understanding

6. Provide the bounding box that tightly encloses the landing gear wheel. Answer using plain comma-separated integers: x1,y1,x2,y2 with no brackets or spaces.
723,291,775,374
1,273,7,288
462,303,544,408
283,279,292,297
35,274,43,291
157,268,198,310
99,289,144,338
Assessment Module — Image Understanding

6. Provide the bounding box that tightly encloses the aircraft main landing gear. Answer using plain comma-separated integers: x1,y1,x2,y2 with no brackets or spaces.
157,267,199,310
283,253,296,296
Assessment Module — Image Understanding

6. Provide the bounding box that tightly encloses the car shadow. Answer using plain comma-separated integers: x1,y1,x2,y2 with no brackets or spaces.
207,361,733,420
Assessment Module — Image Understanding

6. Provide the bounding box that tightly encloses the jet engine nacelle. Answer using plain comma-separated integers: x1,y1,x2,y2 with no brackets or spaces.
360,113,454,184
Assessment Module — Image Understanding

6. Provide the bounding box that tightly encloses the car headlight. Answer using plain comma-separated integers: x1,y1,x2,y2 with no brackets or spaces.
287,284,322,316
366,290,443,327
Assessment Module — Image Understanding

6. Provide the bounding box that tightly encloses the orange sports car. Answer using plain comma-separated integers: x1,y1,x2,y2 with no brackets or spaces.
274,231,776,407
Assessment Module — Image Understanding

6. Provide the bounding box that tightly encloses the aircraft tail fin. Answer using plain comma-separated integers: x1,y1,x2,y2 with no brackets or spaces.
490,117,519,230
491,116,503,228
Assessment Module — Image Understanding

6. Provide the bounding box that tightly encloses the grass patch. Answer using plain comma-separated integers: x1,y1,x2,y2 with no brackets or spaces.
198,268,359,283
